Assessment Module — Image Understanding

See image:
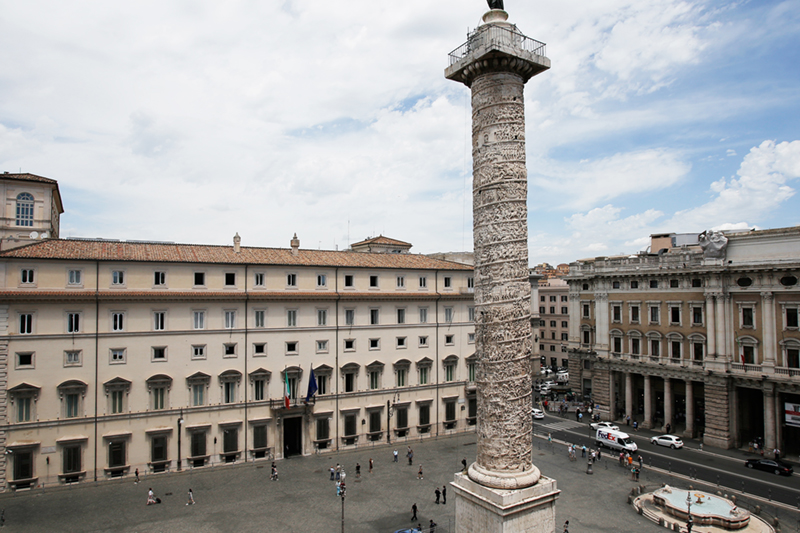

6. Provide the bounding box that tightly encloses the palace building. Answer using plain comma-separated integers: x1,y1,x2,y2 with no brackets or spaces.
567,228,800,453
0,173,476,490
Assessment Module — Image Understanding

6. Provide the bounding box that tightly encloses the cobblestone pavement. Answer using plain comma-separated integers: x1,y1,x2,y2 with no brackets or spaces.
0,432,714,532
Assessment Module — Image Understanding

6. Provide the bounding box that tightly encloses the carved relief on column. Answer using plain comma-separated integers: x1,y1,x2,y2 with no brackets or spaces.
705,293,716,357
469,70,539,490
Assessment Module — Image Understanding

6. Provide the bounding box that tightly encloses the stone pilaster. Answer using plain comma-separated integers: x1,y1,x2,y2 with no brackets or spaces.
591,363,611,420
761,292,776,372
625,372,633,423
684,381,694,439
663,378,673,432
703,380,733,448
642,375,653,429
705,294,716,357
764,384,776,451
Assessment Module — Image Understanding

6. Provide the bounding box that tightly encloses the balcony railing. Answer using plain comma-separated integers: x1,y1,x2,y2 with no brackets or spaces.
448,25,546,66
730,363,762,373
269,397,315,409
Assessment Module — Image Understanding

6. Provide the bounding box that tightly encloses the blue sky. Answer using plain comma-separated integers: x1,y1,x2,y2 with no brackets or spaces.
1,0,798,265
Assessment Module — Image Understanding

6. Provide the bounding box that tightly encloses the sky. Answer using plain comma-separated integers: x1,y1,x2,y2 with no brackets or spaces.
1,0,799,266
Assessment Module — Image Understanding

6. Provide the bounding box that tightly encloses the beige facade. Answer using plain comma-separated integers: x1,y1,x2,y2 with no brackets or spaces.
567,227,800,452
0,173,63,251
537,279,569,369
0,228,477,490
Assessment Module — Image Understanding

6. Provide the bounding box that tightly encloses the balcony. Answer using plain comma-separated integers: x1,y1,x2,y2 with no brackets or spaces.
269,397,315,410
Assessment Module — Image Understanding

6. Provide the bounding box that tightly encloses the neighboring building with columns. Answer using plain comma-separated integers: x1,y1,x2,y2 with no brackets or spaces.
567,227,800,452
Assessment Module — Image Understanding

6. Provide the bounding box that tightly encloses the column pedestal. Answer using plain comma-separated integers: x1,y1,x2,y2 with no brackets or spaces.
453,472,559,533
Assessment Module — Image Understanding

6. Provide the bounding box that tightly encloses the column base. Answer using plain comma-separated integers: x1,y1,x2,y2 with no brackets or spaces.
453,472,559,533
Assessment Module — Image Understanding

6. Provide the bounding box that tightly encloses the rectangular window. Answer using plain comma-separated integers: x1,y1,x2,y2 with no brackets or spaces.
787,308,800,329
397,407,408,429
344,414,357,436
631,338,640,355
225,310,236,329
468,363,476,382
649,306,660,324
20,269,35,284
287,309,297,327
224,343,237,356
396,337,406,348
419,404,430,426
151,436,167,463
344,339,355,351
445,334,454,345
419,367,429,385
649,280,658,289
68,270,82,285
65,350,81,366
369,371,380,390
253,343,266,356
112,270,124,285
550,296,557,302
396,276,405,288
317,274,327,287
153,311,166,331
345,309,355,326
630,280,639,289
286,342,298,354
787,348,800,368
344,275,354,287
468,307,475,321
317,375,328,395
419,336,428,347
317,309,327,326
109,441,125,468
111,312,124,332
445,365,455,382
67,312,81,333
152,347,167,361
397,308,405,324
670,306,681,325
192,345,206,360
692,307,703,325
194,272,205,286
154,271,166,286
742,345,755,364
193,311,205,330
671,341,682,360
742,307,754,328
19,313,33,334
224,272,236,286
254,379,266,401
419,276,427,288
396,369,406,387
370,308,380,325
63,445,81,475
153,387,166,410
650,339,660,357
192,384,205,406
550,306,556,314
316,340,329,353
468,332,475,343
287,273,297,287
445,401,456,422
111,390,124,414
583,330,590,344
65,393,80,418
693,342,704,361
110,348,126,363
369,275,379,288
561,295,568,302
631,306,640,323
670,279,679,288
344,373,355,393
444,276,452,288
369,338,380,350
17,397,31,422
316,418,329,441
612,305,621,322
254,310,265,328
419,308,428,323
254,273,265,286
562,321,568,328
191,432,206,457
468,277,474,288
561,306,568,314
223,382,236,403
561,332,568,341
582,304,590,318
253,425,267,449
223,429,237,454
444,307,453,323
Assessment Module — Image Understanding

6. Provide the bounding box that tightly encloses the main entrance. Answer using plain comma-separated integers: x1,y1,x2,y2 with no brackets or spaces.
283,416,302,457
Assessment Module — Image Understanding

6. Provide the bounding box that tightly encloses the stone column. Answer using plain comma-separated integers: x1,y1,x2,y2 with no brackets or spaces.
663,378,673,432
643,375,653,429
595,293,609,354
762,292,776,369
724,294,734,360
447,9,559,532
705,294,716,357
625,372,633,424
715,294,726,360
764,384,776,451
684,381,694,438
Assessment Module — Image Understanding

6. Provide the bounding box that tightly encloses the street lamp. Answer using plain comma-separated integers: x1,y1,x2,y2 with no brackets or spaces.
177,409,184,472
685,492,693,533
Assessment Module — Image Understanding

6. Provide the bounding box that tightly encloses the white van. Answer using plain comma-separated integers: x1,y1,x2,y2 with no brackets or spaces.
595,428,638,452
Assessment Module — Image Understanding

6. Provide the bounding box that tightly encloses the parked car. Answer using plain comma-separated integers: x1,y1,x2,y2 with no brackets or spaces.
650,434,684,449
590,421,619,431
532,408,545,419
744,458,794,476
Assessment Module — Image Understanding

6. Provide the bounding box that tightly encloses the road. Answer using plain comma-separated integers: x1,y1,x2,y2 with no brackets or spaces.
534,412,800,510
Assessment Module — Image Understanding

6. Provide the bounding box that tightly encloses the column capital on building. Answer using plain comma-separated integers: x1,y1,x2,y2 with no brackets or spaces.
761,291,774,302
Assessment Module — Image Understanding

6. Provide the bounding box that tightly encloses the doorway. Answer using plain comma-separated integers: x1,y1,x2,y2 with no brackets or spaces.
283,417,302,457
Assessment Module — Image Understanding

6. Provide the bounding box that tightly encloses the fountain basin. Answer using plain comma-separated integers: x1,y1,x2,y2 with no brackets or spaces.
653,486,750,529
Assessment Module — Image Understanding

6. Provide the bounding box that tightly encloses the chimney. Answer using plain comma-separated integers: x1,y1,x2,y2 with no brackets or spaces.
233,233,241,253
290,233,300,256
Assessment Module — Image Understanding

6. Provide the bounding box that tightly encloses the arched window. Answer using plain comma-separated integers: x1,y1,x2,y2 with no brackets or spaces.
16,193,34,227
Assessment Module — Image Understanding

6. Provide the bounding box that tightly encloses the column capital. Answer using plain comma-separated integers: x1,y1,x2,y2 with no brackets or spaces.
761,291,774,302
595,292,608,302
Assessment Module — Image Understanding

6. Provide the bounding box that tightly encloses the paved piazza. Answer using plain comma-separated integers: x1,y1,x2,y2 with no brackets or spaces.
0,433,754,532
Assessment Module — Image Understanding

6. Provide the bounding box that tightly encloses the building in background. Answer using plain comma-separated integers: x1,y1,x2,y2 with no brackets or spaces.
567,228,800,452
0,174,476,490
537,278,570,371
1,173,63,251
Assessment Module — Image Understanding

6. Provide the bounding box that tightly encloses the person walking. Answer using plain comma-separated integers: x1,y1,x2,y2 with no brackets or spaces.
411,503,418,521
407,447,414,466
626,415,630,426
147,488,156,505
134,468,140,484
355,463,361,479
430,519,437,532
330,466,335,480
666,423,672,434
637,455,643,469
581,445,586,458
270,462,279,481
461,458,467,472
442,485,447,504
393,450,399,463
563,519,569,533
186,488,195,505
369,458,374,474
418,465,423,480
335,463,341,481
435,487,441,504
633,420,638,431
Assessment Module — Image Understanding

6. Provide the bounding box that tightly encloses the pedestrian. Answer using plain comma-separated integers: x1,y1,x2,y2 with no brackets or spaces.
134,468,140,484
369,458,374,474
411,503,418,521
637,455,643,469
578,412,583,422
563,519,569,533
619,452,624,467
435,487,441,504
330,466,335,480
418,465,423,480
635,468,640,482
548,433,552,443
271,462,278,481
407,447,414,466
633,420,638,431
336,463,341,481
147,488,156,505
774,448,781,460
627,454,633,467
462,458,467,472
393,450,399,462
666,423,671,434
356,463,361,478
597,448,601,460
186,488,195,505
429,519,437,532
442,485,447,504
575,408,580,421
626,415,630,426
581,445,586,458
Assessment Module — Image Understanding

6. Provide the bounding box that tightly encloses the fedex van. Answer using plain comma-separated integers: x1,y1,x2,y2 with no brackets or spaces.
595,428,638,452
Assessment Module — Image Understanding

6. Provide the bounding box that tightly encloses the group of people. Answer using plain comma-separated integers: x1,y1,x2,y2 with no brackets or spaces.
145,487,194,506
566,443,599,463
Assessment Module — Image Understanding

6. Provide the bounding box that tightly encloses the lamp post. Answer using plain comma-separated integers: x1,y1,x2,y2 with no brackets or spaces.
686,492,693,533
177,409,184,472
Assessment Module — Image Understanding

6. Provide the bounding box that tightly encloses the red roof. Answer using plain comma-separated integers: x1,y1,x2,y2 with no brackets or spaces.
0,239,471,270
350,235,412,247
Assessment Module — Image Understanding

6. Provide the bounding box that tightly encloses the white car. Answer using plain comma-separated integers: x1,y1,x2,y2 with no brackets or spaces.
532,408,545,419
651,434,684,449
590,421,620,431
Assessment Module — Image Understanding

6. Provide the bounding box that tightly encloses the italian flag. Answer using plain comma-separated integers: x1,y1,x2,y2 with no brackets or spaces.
284,371,291,408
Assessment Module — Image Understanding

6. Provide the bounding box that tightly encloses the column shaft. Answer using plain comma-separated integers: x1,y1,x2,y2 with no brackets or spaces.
715,295,726,360
643,375,652,429
663,378,673,432
684,381,694,438
706,295,716,357
625,372,633,423
764,386,776,451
